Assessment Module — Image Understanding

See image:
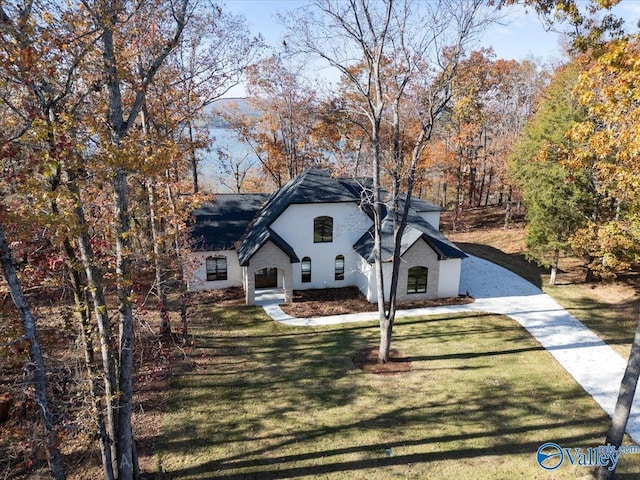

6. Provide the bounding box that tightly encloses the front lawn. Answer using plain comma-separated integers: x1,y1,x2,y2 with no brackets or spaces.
155,303,640,479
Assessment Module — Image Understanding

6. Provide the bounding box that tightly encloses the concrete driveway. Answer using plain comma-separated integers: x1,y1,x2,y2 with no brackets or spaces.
259,255,640,444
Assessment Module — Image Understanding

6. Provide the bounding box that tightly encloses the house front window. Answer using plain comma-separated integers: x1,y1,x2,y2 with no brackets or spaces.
335,255,344,280
314,216,333,243
301,256,311,283
206,256,227,281
407,266,427,294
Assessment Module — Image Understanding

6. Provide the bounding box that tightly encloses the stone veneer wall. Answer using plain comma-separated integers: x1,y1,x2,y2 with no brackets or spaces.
244,240,294,305
394,239,440,303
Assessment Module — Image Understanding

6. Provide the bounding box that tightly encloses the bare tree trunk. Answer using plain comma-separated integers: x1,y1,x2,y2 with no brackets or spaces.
353,137,364,176
455,157,463,206
477,165,485,208
140,107,171,337
484,170,492,206
100,5,188,473
0,222,66,480
549,248,559,287
377,100,403,364
113,167,136,480
148,180,171,335
468,166,476,207
585,256,596,283
67,171,119,474
597,311,640,480
165,177,190,342
62,239,115,480
504,185,512,229
294,0,482,364
378,317,392,362
453,156,464,231
50,156,116,479
373,140,387,363
99,27,136,476
188,120,199,194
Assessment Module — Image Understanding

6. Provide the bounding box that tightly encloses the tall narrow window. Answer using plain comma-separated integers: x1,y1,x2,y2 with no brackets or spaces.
301,256,311,283
314,216,333,243
206,256,227,281
335,255,345,281
407,266,428,294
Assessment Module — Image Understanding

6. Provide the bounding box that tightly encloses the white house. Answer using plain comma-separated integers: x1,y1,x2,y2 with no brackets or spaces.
188,168,467,305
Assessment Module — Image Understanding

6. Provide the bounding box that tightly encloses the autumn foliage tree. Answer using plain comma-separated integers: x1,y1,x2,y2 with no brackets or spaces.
564,37,640,279
224,55,327,188
435,49,547,230
508,62,593,284
0,1,104,477
500,2,636,473
560,33,640,480
0,0,252,478
513,42,639,283
286,0,493,363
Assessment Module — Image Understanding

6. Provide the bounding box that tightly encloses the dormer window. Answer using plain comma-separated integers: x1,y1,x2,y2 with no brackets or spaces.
314,216,333,243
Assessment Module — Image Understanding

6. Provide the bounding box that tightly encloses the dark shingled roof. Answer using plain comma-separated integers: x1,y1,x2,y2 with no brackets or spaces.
353,203,467,262
236,168,368,266
191,193,269,251
397,193,442,213
192,168,466,265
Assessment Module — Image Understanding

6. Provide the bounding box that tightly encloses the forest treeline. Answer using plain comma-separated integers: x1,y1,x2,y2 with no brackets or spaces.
0,0,638,478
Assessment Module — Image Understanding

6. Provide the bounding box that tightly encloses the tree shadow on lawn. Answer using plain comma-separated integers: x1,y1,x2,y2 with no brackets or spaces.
157,312,640,479
555,294,640,348
159,386,617,479
162,425,603,479
174,320,367,410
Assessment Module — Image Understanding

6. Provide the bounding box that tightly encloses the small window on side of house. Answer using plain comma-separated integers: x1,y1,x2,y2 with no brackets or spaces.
301,256,311,283
335,255,344,281
206,256,227,281
407,266,428,294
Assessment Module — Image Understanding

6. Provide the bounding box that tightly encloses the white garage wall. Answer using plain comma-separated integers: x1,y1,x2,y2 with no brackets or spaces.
437,258,463,297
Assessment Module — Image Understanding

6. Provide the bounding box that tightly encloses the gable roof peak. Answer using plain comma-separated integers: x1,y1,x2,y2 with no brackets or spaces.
236,168,367,265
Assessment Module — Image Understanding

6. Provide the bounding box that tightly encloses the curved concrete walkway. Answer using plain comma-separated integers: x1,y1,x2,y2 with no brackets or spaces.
257,255,640,444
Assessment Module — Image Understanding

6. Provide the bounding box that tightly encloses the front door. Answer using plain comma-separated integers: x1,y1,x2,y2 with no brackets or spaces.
255,267,278,289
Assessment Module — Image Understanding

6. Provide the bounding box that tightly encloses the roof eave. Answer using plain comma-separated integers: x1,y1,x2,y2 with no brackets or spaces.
238,229,300,267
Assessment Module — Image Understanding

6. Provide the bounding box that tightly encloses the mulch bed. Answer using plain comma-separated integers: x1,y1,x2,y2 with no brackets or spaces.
352,347,412,375
190,287,246,306
282,286,473,318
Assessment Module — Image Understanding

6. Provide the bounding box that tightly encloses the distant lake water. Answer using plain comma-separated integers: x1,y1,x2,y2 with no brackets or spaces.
199,127,260,190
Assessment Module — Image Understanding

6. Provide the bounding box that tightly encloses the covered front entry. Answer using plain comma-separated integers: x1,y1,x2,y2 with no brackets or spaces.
243,240,294,306
255,267,278,289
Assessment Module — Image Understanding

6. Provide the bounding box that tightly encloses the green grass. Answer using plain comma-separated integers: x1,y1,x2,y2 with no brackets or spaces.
542,284,638,360
155,304,640,479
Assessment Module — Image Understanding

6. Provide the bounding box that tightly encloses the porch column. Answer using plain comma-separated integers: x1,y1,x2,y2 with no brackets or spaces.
245,267,255,306
283,264,293,304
